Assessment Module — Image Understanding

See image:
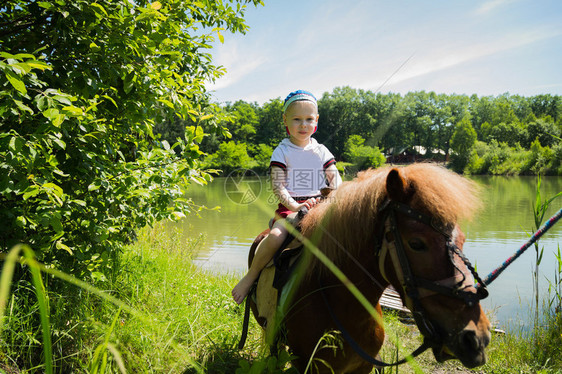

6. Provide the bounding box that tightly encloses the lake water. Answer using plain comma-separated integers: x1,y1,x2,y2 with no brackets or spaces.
171,172,562,330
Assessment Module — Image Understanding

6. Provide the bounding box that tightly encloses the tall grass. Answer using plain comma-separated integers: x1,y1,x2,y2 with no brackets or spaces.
0,223,263,372
0,245,52,373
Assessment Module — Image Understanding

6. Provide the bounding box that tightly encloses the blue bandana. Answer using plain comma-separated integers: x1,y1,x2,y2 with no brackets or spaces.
283,90,318,113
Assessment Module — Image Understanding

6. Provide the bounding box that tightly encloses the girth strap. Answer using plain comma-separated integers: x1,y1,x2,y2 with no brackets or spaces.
238,283,256,349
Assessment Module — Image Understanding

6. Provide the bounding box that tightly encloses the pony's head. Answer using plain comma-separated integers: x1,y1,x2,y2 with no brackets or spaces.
301,164,491,368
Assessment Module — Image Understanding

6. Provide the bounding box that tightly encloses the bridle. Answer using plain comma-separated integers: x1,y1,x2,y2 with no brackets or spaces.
320,199,490,368
376,199,489,348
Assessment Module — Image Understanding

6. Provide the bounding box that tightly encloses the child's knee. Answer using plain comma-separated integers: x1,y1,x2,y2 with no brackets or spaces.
270,221,289,237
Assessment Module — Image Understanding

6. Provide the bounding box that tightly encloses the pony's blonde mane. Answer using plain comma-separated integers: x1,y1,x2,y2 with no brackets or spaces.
300,163,481,277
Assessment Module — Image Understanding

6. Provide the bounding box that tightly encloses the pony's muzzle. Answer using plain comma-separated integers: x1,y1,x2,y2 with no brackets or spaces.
453,328,491,368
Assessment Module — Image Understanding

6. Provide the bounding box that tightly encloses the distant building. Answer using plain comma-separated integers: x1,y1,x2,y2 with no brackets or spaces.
386,146,447,164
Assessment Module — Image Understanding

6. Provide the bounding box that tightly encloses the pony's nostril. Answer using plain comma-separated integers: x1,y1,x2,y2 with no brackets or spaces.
459,330,479,352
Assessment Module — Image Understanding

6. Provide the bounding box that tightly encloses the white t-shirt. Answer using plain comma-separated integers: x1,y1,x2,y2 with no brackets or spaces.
270,138,337,198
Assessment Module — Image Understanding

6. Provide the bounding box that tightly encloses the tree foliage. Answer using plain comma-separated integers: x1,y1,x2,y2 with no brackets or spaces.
204,141,253,173
343,135,385,171
0,0,262,277
204,86,561,176
450,116,477,171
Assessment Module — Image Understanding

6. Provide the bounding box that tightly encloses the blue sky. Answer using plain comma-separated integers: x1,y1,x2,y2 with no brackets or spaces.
206,0,562,104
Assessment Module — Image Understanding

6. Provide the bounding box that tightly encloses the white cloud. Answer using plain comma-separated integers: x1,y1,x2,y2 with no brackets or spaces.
363,25,562,90
207,40,269,91
475,0,518,15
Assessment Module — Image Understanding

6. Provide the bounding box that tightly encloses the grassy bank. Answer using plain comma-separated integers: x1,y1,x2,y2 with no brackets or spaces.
1,223,561,373
1,224,263,373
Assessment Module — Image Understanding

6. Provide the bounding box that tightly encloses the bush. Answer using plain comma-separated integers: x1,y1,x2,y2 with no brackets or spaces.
450,116,477,172
248,143,274,173
0,0,260,279
464,140,531,175
203,141,253,174
343,135,385,172
526,138,555,175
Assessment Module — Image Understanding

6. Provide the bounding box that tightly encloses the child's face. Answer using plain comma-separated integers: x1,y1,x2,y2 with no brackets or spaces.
283,101,319,146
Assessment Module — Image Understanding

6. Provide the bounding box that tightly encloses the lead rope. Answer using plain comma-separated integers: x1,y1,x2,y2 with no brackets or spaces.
478,207,562,288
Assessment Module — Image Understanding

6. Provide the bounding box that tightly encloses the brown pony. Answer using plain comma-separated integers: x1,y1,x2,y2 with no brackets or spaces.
248,164,491,373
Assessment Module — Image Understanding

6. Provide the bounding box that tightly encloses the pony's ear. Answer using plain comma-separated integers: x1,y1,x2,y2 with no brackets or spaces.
386,168,414,203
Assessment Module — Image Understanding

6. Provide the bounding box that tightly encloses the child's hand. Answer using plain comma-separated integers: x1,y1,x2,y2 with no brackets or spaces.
300,197,320,210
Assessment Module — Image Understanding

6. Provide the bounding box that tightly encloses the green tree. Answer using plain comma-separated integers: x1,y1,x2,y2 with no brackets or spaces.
450,116,477,172
527,138,555,174
361,91,402,150
255,98,285,146
492,94,520,126
343,135,386,171
488,122,527,147
204,141,253,173
470,95,495,137
224,100,259,142
525,118,560,148
0,0,262,277
529,94,562,122
317,86,364,158
249,143,274,172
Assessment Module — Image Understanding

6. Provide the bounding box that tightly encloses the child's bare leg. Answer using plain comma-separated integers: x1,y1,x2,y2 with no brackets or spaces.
232,220,289,304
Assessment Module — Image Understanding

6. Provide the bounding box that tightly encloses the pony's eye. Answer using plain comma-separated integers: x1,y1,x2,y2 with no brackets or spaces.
408,239,427,252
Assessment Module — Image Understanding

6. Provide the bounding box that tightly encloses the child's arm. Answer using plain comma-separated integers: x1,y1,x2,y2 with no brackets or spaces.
324,164,342,189
271,166,318,212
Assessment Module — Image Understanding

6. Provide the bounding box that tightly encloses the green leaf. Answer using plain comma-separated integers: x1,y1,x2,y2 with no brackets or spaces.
62,105,83,116
56,240,73,255
91,271,107,282
44,182,63,197
53,95,73,106
22,185,41,200
37,1,54,9
11,62,32,75
102,95,118,108
52,137,66,150
43,108,60,120
0,52,15,59
43,108,65,127
123,73,135,94
15,216,27,227
8,136,23,152
158,99,175,109
26,61,52,71
89,42,101,52
90,2,109,17
50,215,64,233
72,199,87,207
5,69,27,94
13,99,34,115
43,182,64,206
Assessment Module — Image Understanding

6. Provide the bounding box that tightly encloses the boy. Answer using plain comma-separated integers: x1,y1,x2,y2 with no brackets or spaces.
232,90,341,304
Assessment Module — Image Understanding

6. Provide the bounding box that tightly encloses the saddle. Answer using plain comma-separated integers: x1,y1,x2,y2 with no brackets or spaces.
253,214,305,345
